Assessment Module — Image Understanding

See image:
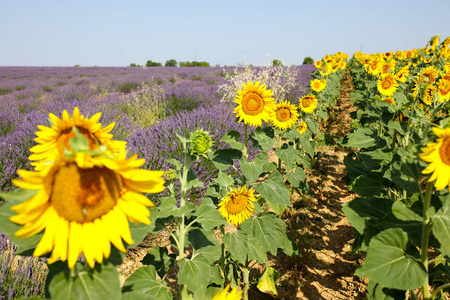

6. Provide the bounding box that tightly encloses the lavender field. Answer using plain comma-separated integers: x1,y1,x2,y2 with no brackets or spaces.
0,65,314,196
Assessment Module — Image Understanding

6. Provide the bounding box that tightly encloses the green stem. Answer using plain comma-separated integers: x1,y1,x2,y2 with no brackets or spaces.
391,129,397,149
70,267,77,278
422,101,445,141
178,151,191,260
278,135,282,173
421,181,434,300
220,225,226,284
243,123,248,186
431,283,450,299
243,260,250,300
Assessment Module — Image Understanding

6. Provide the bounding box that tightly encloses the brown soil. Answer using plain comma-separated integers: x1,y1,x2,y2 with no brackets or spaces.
117,71,369,299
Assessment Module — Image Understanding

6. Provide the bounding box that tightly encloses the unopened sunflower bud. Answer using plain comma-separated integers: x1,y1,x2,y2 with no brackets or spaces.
189,129,214,158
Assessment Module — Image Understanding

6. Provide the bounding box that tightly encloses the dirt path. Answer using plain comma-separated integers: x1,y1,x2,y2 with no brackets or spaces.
253,70,368,300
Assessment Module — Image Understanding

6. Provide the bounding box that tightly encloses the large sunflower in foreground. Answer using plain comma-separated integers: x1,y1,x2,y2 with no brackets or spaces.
10,152,165,268
419,127,450,191
233,81,275,127
29,107,126,170
218,186,256,226
271,101,299,130
298,95,318,114
377,74,399,96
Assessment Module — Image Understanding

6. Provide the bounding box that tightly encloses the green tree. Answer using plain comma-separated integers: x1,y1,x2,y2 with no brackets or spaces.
165,59,178,67
272,59,283,66
146,60,163,67
302,57,314,65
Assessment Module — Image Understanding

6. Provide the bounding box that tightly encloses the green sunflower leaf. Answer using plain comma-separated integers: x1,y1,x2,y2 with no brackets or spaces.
355,228,426,290
275,146,300,171
222,230,249,264
178,255,212,292
220,130,243,150
255,170,291,207
195,203,228,231
122,265,172,300
250,127,275,152
50,262,122,300
432,194,450,249
141,246,176,279
240,152,269,183
240,213,278,255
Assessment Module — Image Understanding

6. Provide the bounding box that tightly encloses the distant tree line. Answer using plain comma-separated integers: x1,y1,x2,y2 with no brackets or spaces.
128,59,211,67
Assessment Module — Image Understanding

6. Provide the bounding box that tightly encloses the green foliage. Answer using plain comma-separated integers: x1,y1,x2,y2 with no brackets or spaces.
272,59,283,66
164,59,177,67
302,57,314,65
145,60,163,67
179,61,210,67
116,81,141,94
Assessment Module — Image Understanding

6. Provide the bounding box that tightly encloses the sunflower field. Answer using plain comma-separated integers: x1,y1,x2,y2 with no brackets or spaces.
0,34,449,300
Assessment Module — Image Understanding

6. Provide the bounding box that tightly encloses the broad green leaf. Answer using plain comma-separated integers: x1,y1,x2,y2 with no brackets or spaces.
285,167,307,190
384,161,420,193
216,171,234,188
209,149,242,171
50,262,121,300
128,222,152,248
122,265,172,300
191,229,221,264
240,152,269,183
432,195,450,249
250,127,275,152
222,231,248,264
157,197,188,218
241,214,278,255
141,246,176,279
355,228,426,290
178,255,212,292
274,218,298,257
348,173,385,197
345,127,377,149
275,146,300,171
341,197,393,234
167,158,182,171
220,130,243,149
186,178,204,190
247,236,268,263
391,201,422,222
0,200,43,255
366,281,408,300
255,170,291,207
196,203,227,231
0,188,38,202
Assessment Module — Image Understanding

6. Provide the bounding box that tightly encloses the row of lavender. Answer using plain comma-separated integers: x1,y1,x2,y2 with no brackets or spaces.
0,65,314,195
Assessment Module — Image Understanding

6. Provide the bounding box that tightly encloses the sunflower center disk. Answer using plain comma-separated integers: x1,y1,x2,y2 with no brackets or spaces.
382,80,391,89
226,194,249,215
51,163,122,222
242,93,264,116
440,137,450,166
302,97,313,108
276,108,291,122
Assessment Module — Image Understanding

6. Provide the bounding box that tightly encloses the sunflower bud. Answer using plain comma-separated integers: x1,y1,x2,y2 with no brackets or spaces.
189,129,214,158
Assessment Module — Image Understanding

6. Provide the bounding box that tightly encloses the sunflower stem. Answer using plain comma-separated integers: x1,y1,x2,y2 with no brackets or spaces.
243,123,248,186
178,150,192,260
220,225,226,285
420,181,434,300
278,134,282,173
431,283,450,299
243,260,250,300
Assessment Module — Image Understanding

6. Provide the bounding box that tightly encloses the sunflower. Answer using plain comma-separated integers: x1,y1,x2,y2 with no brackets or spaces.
367,58,382,76
437,77,450,102
420,66,438,85
310,79,326,93
381,97,396,105
377,74,399,96
218,186,256,226
319,64,331,77
419,127,450,191
298,95,318,114
233,81,275,127
422,85,437,105
314,60,323,69
297,122,307,135
9,152,165,268
212,285,242,300
29,107,126,170
395,66,410,83
271,101,299,130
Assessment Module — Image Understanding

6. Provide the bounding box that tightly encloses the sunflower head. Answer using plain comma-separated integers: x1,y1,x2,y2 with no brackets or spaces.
310,79,327,93
10,144,165,268
212,285,243,300
29,107,126,170
377,74,399,96
419,127,450,191
233,81,275,127
189,129,214,158
218,186,256,226
297,122,308,135
298,95,318,114
271,101,299,130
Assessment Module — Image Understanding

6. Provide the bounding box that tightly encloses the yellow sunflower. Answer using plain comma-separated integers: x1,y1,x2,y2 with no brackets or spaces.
419,127,450,191
212,285,242,300
422,85,437,105
233,81,275,127
271,101,299,130
310,79,326,93
10,152,165,268
297,122,307,135
29,107,126,170
381,97,396,105
420,66,438,85
298,95,318,114
218,186,256,226
437,77,450,102
314,60,323,69
319,64,331,77
395,66,410,83
377,74,399,96
367,58,382,76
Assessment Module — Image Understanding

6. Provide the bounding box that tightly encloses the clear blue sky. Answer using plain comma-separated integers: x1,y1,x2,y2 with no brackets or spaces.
1,0,450,67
